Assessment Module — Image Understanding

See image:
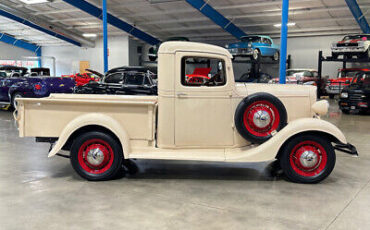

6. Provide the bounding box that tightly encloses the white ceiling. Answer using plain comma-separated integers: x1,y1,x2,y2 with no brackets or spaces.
0,0,368,47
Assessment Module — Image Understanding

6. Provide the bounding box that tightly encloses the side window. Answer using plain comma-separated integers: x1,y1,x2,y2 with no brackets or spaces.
0,72,6,79
105,73,123,83
266,38,272,45
181,57,226,87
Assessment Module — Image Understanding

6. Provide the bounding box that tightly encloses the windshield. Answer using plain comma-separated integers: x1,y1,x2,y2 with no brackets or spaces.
241,36,261,43
124,74,144,85
287,70,308,76
342,35,370,41
338,70,360,78
352,72,370,85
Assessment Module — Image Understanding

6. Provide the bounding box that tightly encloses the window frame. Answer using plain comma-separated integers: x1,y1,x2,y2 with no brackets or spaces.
180,56,227,87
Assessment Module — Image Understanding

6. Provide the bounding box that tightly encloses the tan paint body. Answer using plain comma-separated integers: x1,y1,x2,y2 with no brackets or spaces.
16,42,347,162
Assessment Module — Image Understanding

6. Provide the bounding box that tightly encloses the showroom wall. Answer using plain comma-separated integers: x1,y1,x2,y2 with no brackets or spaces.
41,35,129,76
0,42,37,60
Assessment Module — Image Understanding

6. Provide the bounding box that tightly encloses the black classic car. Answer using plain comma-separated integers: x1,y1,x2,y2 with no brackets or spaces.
339,70,370,114
74,66,157,95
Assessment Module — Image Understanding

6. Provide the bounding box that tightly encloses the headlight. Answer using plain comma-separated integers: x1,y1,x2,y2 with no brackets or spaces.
248,43,252,47
331,43,337,48
357,41,365,47
341,92,348,98
312,100,329,116
225,44,229,48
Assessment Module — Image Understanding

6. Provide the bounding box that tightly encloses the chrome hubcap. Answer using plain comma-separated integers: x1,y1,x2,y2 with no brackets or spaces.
253,110,271,128
86,148,105,166
299,151,318,168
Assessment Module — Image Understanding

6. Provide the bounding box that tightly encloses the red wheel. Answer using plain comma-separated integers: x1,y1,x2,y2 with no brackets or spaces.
70,131,123,181
280,134,335,183
235,93,287,143
243,100,280,137
78,139,114,174
289,141,327,177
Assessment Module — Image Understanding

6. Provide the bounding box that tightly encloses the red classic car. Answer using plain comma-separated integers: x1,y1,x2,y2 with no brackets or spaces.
326,68,370,98
63,69,102,86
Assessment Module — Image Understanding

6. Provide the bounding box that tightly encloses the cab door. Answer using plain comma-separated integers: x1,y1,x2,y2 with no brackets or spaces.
174,53,234,147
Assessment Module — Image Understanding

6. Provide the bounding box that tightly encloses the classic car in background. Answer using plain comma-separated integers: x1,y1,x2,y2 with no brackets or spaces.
326,68,370,98
269,69,327,96
148,37,190,61
63,69,102,86
226,35,280,61
331,34,370,59
0,65,75,109
74,66,157,95
339,70,370,114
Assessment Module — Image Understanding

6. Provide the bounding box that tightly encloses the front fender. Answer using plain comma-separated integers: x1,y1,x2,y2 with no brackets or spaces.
226,118,347,162
48,113,130,158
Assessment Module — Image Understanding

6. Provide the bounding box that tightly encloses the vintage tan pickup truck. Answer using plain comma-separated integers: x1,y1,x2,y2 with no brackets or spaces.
15,42,357,183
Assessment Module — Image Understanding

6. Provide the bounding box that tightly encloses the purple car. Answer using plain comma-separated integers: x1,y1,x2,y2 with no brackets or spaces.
0,66,75,109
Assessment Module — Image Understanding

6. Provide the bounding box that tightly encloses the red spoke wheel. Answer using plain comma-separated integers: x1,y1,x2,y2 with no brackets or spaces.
280,134,336,183
70,131,123,181
235,93,287,144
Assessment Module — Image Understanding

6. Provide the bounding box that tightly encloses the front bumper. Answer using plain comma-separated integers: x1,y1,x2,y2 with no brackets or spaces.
228,48,253,56
339,99,368,111
326,85,346,95
331,47,367,53
334,143,358,156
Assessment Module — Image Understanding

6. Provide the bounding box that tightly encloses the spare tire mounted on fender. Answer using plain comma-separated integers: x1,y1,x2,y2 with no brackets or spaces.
235,93,287,144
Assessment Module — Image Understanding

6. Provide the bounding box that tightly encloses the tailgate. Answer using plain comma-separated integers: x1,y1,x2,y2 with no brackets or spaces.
15,94,158,140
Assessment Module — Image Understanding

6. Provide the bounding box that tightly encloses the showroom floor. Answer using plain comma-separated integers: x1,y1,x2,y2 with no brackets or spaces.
0,100,369,230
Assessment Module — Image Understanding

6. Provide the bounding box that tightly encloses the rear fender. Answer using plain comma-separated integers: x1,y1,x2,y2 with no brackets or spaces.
226,118,346,162
48,113,130,158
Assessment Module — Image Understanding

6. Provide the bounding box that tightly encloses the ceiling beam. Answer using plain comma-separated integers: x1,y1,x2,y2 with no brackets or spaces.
0,8,81,47
345,0,370,33
138,4,370,26
62,0,161,45
0,33,41,55
156,17,355,33
185,0,246,39
0,3,95,47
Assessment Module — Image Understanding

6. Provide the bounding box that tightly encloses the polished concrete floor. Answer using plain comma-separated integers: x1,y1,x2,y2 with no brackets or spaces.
0,100,369,230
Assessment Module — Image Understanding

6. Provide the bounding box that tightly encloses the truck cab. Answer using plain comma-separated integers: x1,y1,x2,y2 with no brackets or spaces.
16,42,357,183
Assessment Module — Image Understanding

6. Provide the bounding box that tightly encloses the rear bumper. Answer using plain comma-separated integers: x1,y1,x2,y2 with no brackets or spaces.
334,143,358,156
228,48,253,56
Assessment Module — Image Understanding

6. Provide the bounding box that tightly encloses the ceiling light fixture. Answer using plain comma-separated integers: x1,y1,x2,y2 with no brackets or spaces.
19,0,50,4
274,22,296,27
83,33,98,38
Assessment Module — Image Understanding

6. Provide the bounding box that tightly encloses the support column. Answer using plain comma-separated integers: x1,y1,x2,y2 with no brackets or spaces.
102,0,108,73
279,0,289,84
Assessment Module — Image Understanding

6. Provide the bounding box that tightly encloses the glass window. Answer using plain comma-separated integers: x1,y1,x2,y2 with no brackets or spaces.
181,57,226,87
0,71,6,78
125,74,144,85
264,38,272,45
105,73,123,83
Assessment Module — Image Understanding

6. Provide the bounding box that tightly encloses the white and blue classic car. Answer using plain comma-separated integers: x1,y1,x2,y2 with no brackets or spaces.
226,35,280,61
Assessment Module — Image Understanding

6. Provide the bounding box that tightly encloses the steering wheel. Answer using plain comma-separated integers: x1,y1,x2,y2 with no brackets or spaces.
204,73,221,86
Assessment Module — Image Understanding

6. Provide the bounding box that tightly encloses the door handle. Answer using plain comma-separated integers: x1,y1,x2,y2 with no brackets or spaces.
177,93,187,98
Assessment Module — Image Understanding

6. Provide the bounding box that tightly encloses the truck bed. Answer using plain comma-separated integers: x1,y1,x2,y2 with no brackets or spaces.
16,94,158,142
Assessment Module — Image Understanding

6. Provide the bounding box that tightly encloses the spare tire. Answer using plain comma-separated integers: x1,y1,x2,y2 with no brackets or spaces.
235,93,287,144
